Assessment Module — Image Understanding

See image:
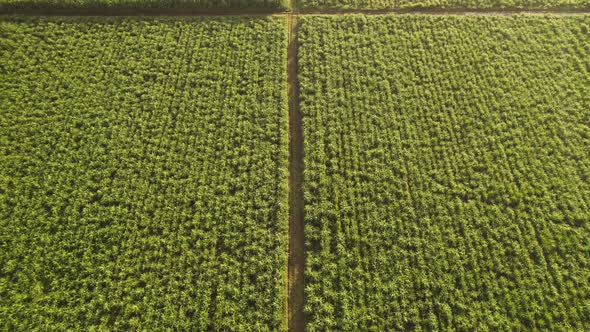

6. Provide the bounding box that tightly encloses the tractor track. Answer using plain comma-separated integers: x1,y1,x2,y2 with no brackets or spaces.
287,11,305,332
2,7,589,16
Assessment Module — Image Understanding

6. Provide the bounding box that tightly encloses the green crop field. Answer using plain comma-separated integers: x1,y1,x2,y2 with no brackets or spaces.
299,15,590,331
299,0,590,11
0,17,288,330
0,0,287,12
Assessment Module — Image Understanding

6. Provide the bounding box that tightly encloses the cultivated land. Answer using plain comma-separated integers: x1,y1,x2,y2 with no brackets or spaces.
299,0,590,11
1,0,590,328
0,16,288,330
0,0,287,13
299,15,590,331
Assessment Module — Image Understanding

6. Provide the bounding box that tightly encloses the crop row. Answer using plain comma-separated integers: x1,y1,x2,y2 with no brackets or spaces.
299,0,590,11
1,0,589,12
299,15,590,331
0,0,288,13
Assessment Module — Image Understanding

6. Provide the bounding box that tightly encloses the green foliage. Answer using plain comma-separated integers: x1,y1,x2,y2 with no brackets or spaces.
0,0,288,12
0,16,288,330
299,15,590,331
299,0,590,11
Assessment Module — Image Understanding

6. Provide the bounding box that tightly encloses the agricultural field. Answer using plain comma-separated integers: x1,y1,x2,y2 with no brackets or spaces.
299,15,590,331
0,0,287,13
299,0,590,11
0,17,288,330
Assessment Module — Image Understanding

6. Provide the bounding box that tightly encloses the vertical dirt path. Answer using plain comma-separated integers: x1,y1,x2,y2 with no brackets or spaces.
287,12,305,332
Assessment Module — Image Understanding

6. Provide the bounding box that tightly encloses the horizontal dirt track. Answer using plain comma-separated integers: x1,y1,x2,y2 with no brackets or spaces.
1,7,589,15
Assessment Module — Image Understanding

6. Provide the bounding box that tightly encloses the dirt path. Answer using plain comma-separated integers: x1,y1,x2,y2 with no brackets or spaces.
3,7,588,16
287,13,305,332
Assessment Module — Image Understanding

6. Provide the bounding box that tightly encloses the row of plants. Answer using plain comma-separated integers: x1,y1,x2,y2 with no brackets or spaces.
299,0,590,11
2,0,588,12
0,0,288,13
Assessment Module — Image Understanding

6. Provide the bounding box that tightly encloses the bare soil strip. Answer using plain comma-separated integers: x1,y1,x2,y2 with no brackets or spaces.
2,8,588,16
287,13,305,332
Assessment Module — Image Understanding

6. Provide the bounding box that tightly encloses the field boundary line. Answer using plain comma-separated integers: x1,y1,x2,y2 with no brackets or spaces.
287,11,305,332
2,8,589,16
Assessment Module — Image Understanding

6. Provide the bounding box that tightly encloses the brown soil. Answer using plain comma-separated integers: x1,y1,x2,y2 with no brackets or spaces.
3,7,587,16
287,13,305,332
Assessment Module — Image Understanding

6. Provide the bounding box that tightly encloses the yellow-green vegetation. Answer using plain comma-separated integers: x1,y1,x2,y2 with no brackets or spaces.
0,16,288,330
299,15,590,331
0,0,287,12
299,0,590,11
